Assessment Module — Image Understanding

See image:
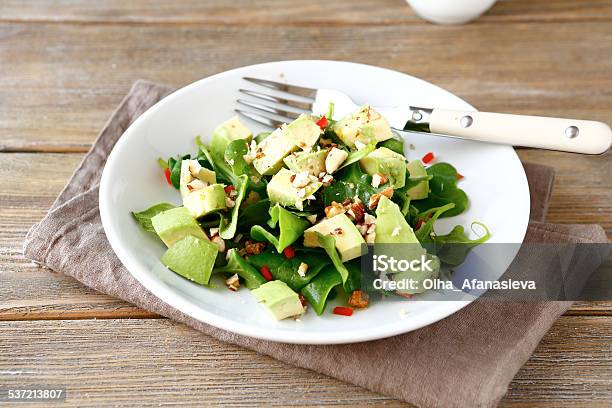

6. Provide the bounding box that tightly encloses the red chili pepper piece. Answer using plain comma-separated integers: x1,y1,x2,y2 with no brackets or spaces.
456,172,464,180
282,246,295,259
415,219,424,230
224,185,235,194
164,168,172,185
315,116,328,130
260,265,273,281
333,306,354,316
298,294,307,306
422,152,435,164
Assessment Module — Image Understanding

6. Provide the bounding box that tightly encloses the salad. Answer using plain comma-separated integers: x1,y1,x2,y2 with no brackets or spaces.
132,105,489,320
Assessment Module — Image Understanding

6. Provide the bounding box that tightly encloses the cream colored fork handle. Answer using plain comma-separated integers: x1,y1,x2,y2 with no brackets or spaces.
429,109,612,155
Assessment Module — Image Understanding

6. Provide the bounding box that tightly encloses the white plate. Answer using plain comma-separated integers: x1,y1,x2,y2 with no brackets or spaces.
99,60,530,344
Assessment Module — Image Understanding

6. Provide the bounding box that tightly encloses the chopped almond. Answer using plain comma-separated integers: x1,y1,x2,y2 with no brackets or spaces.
211,236,226,253
324,201,345,218
297,262,309,277
226,273,240,291
350,202,365,223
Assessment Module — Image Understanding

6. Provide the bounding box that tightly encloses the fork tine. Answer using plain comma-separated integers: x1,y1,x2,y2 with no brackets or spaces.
239,89,312,111
235,109,284,129
243,77,317,99
237,99,301,121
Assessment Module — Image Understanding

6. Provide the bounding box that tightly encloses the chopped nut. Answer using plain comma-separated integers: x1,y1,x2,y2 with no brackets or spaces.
322,174,334,184
364,213,376,225
306,214,318,224
348,290,369,309
212,236,226,252
226,273,240,291
324,201,345,218
371,174,382,188
292,171,310,188
225,196,236,208
381,187,394,198
350,202,366,223
368,187,394,210
297,262,309,277
244,240,266,255
371,173,388,188
325,147,349,174
368,194,380,210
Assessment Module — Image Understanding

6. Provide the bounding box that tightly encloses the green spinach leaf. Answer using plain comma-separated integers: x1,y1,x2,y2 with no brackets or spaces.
338,143,376,170
414,203,455,243
411,163,468,217
250,204,310,252
430,222,491,266
238,199,271,232
131,202,176,233
248,252,329,292
213,248,266,289
300,265,343,315
219,175,249,239
379,134,405,155
316,232,349,283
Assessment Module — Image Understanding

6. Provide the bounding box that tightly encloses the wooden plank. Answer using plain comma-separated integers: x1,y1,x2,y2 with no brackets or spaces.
1,0,611,24
0,316,609,407
0,20,611,151
0,152,610,321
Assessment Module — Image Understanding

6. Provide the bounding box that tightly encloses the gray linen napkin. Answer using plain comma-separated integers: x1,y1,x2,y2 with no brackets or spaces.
23,80,608,408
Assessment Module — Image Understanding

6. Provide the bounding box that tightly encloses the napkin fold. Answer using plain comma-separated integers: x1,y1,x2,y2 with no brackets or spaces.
24,80,608,408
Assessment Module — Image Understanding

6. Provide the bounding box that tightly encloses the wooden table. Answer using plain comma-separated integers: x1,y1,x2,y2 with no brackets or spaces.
1,1,610,406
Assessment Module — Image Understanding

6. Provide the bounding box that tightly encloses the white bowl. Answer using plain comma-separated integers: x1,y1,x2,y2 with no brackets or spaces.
100,60,529,344
407,0,498,25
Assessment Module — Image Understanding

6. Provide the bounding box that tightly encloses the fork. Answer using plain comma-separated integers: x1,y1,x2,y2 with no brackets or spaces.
235,77,611,155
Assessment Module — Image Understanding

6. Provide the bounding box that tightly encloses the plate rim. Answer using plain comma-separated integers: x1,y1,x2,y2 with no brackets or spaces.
99,59,530,344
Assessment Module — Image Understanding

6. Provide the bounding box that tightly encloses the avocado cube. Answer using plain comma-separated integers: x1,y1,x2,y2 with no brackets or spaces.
151,207,208,247
375,196,422,245
253,128,297,176
211,116,252,156
180,159,216,198
251,280,305,320
284,114,322,150
161,235,218,285
303,213,365,262
183,183,227,219
406,160,429,200
359,147,407,189
333,106,393,147
267,168,322,211
283,149,327,176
